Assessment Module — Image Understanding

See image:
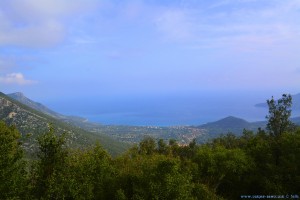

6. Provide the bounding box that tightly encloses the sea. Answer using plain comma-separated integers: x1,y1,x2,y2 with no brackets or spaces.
43,91,291,126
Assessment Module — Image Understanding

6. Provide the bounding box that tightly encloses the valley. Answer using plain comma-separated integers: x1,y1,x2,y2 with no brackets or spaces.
2,91,300,151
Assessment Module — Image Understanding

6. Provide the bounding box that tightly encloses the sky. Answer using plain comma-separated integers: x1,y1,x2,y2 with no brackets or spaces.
1,0,300,115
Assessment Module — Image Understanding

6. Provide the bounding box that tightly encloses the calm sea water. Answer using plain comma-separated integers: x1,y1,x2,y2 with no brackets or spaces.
44,91,283,126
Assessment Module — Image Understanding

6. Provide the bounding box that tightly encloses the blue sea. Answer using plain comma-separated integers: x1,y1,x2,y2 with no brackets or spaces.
44,91,299,126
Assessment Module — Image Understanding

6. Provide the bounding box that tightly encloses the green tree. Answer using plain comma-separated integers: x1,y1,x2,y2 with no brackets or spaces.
116,154,194,200
276,129,300,193
31,124,68,199
212,133,240,149
138,137,156,155
266,94,293,138
157,139,169,155
193,145,252,198
174,139,198,159
66,143,116,199
0,121,28,199
168,139,180,156
265,94,295,169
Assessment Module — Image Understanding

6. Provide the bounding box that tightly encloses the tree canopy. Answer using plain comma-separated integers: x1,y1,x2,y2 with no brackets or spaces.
0,94,299,199
266,94,294,137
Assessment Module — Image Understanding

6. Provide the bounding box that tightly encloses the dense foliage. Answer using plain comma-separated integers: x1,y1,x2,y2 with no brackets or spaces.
0,94,299,199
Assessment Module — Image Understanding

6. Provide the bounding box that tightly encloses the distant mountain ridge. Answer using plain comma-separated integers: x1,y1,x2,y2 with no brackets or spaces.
198,116,256,136
8,92,88,124
255,93,300,110
5,91,300,146
201,116,250,129
0,92,129,155
199,115,300,136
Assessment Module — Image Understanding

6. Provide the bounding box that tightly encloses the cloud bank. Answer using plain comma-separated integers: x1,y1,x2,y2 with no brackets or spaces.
0,0,99,48
0,73,37,85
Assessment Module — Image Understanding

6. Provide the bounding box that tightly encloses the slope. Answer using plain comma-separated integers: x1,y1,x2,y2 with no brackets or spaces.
7,92,96,128
197,115,300,137
198,116,252,136
0,92,129,156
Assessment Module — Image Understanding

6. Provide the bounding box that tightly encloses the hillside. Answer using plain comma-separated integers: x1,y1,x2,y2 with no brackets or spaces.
198,116,252,136
6,92,300,146
197,115,300,137
8,92,65,119
7,92,208,144
7,92,101,129
0,92,129,156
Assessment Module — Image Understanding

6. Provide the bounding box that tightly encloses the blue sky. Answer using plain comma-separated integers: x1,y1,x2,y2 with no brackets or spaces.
1,0,300,102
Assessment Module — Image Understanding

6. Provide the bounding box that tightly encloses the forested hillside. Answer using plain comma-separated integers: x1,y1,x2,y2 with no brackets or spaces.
1,95,299,199
0,92,129,156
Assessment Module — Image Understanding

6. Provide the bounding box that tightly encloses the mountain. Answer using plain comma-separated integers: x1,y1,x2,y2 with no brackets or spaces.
197,115,300,137
5,92,300,148
8,92,65,119
198,116,252,136
0,92,129,156
6,92,208,144
7,92,97,128
255,93,300,110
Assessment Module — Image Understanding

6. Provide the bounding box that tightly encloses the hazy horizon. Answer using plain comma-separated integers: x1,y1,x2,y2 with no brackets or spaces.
21,90,300,127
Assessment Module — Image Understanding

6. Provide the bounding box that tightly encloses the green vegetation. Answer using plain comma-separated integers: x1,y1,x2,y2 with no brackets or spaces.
0,92,130,156
256,92,300,110
0,94,299,199
6,91,300,146
266,94,294,137
0,121,28,199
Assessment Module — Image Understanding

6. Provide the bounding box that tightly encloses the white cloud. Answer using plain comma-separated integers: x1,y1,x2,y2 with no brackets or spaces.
152,0,300,50
0,20,65,48
0,0,99,48
0,73,37,85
